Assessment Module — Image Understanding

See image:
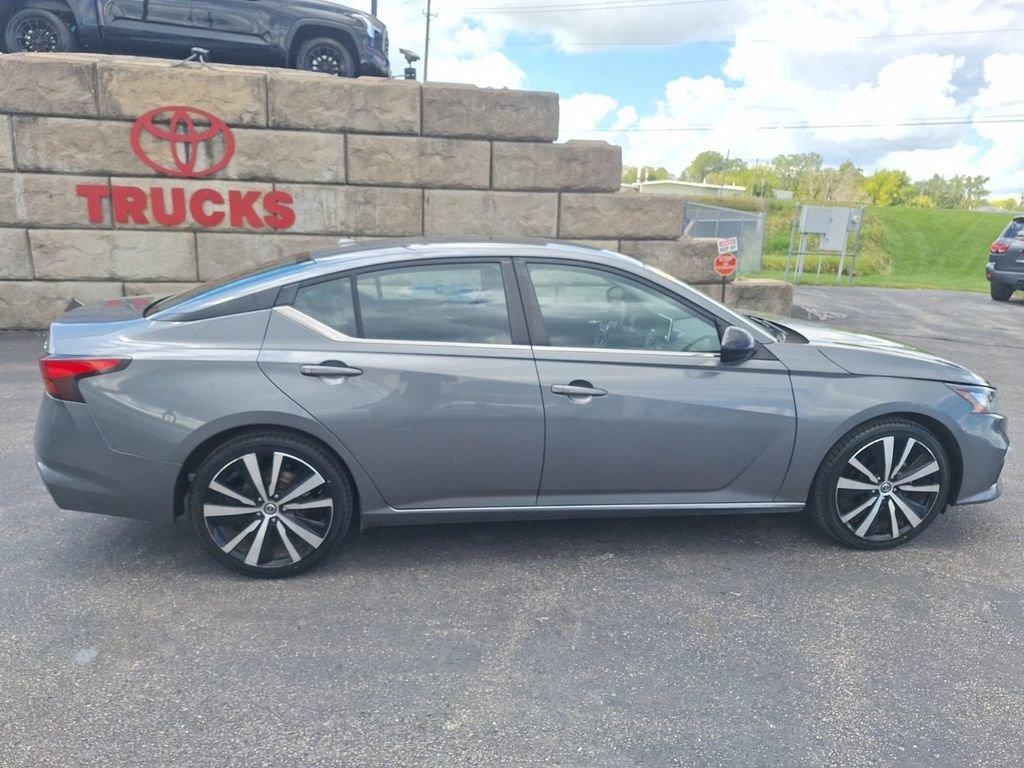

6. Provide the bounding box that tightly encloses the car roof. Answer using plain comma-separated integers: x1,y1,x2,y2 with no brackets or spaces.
307,236,643,267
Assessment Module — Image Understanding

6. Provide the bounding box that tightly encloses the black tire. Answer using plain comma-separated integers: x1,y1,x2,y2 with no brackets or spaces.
990,282,1014,302
808,418,951,549
187,430,354,577
4,8,78,54
295,36,357,77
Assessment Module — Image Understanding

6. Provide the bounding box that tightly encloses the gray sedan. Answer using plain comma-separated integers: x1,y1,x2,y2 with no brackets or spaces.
35,239,1009,577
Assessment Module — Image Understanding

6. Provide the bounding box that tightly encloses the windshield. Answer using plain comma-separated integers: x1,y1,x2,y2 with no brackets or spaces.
145,254,313,316
1003,220,1024,239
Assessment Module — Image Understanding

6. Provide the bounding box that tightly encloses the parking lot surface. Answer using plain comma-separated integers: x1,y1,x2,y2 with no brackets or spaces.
2,286,1022,767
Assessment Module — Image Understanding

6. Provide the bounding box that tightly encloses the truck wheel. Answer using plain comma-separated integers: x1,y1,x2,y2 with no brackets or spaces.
4,8,78,53
990,282,1014,302
295,36,357,77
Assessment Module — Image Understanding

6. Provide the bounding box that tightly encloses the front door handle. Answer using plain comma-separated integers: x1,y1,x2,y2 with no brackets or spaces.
551,381,608,398
300,362,363,378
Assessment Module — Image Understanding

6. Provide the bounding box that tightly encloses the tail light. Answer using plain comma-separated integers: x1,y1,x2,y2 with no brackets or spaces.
39,357,130,402
990,242,1009,254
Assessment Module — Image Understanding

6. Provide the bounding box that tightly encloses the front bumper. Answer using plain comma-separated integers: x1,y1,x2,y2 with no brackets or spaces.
358,44,390,77
954,412,1009,506
35,395,179,523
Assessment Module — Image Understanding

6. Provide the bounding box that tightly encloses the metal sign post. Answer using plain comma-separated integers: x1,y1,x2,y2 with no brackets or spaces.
715,238,739,302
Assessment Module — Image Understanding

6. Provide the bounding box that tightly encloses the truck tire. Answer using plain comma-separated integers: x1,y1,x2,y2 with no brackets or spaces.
990,282,1014,302
295,36,357,77
4,8,78,54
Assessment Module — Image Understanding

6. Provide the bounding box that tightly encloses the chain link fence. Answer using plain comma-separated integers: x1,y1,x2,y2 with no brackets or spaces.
682,202,766,274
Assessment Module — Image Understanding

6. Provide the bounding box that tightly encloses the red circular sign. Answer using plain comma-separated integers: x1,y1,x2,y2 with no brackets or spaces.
714,253,738,278
130,105,236,178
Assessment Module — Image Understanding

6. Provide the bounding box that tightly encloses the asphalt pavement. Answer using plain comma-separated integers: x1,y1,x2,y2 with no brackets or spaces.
1,286,1022,767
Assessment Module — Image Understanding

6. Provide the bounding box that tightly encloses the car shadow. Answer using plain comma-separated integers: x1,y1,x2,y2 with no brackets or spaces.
40,506,982,582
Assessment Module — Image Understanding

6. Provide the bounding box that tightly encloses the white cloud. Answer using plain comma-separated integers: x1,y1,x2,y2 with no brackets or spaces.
377,0,1024,194
558,94,619,135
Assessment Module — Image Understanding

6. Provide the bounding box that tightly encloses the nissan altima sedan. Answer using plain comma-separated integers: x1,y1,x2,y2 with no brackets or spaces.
35,239,1008,576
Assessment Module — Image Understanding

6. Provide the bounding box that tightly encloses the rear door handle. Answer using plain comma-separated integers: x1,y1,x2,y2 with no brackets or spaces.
551,382,608,398
300,362,363,378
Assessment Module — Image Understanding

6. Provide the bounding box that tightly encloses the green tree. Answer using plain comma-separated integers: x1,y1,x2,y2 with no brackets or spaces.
863,169,912,206
682,151,744,182
988,197,1022,211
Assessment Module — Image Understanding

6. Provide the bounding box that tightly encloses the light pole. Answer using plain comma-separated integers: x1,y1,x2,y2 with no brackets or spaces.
423,0,435,82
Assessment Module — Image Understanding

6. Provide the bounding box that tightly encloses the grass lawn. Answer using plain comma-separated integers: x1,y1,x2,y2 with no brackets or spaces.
752,206,1010,292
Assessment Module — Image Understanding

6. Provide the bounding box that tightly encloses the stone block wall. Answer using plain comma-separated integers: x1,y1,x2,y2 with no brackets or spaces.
0,53,788,329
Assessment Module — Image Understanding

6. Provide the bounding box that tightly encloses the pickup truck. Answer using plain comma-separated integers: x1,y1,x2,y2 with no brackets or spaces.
2,0,390,78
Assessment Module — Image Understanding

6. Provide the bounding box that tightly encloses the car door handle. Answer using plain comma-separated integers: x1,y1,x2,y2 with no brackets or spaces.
300,362,363,378
551,383,608,398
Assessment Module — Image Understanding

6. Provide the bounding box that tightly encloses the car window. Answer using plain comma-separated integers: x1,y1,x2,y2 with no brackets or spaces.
356,263,512,344
294,276,357,336
527,263,721,353
1003,220,1024,239
146,253,312,316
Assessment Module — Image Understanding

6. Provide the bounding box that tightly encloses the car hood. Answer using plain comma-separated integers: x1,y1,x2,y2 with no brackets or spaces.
752,314,990,387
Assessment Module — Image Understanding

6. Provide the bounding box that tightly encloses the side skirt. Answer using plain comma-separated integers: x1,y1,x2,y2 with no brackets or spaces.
361,502,805,529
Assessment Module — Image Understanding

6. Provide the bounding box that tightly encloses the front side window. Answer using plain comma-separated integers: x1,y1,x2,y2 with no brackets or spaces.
527,263,721,353
356,263,512,344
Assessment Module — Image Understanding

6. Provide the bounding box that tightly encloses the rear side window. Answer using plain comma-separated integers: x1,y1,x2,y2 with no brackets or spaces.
294,277,356,336
291,263,513,345
357,264,511,344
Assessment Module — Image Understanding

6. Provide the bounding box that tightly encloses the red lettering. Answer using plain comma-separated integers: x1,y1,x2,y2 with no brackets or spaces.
263,191,296,231
229,190,264,229
190,189,225,227
151,187,187,227
76,184,110,224
112,186,149,225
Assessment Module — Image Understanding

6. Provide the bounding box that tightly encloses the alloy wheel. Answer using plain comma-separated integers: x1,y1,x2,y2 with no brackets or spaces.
202,451,334,570
305,46,349,76
834,435,943,542
14,17,60,52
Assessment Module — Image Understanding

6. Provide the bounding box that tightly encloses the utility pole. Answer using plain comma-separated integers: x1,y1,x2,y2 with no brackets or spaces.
371,0,377,15
423,0,436,82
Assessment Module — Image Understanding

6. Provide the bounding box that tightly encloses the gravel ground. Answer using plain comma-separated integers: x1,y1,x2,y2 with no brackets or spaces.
1,285,1021,767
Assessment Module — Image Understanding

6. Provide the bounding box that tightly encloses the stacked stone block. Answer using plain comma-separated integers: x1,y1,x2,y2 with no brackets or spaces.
0,53,788,328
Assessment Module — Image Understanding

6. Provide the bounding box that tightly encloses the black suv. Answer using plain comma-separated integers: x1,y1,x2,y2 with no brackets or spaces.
2,0,389,78
986,217,1024,301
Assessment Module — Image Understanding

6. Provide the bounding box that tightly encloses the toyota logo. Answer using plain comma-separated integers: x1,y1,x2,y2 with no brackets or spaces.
130,105,236,179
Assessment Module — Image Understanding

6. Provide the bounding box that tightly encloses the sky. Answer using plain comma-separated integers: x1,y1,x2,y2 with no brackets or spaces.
358,0,1024,197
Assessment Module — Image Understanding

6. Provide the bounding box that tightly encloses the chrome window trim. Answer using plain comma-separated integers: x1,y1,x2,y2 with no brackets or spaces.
538,345,720,360
275,305,530,351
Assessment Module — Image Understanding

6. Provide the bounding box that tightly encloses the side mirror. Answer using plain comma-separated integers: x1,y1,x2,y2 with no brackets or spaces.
720,326,756,364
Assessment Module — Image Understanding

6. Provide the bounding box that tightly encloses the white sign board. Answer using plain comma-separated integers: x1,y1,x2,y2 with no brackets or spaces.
717,237,739,255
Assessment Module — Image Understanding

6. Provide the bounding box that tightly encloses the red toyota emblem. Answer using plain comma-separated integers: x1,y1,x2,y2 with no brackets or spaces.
130,105,236,178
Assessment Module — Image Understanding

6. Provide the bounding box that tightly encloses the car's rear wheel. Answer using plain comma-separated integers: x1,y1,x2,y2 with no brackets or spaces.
809,418,951,549
295,36,357,77
4,8,77,53
187,431,353,577
990,282,1014,302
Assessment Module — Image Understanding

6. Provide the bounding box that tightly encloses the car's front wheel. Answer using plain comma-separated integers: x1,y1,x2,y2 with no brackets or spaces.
295,36,358,77
187,431,353,577
990,282,1014,302
4,8,78,53
809,418,951,549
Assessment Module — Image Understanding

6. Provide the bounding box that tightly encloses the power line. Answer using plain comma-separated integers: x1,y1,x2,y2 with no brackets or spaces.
455,0,736,14
502,26,1024,47
573,114,1024,133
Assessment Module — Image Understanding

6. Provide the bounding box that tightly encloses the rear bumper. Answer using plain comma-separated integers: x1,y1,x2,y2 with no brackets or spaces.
34,395,179,523
986,264,1024,287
